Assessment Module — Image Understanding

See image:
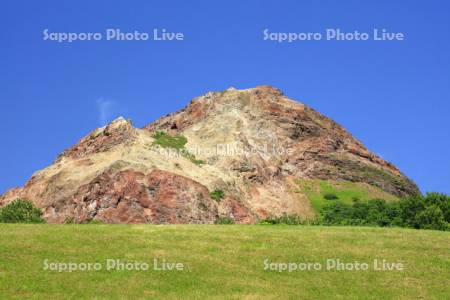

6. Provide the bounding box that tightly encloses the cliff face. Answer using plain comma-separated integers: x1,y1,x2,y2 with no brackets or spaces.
0,86,419,223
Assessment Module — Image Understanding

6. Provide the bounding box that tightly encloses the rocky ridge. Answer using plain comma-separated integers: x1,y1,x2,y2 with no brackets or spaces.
0,86,419,223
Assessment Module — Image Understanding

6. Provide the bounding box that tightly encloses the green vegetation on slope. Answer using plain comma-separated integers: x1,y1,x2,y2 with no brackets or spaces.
296,179,398,212
214,217,234,224
271,187,449,231
209,189,225,202
319,196,449,231
152,131,188,149
0,199,45,223
152,131,204,165
260,214,305,225
0,225,448,299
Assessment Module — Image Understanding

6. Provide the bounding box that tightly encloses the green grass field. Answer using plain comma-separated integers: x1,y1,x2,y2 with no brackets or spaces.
0,225,448,299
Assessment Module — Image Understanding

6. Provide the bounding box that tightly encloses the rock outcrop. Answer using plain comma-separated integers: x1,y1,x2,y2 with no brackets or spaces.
0,86,420,223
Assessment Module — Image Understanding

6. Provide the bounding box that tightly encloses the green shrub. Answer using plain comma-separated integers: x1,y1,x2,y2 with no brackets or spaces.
323,193,339,200
399,195,425,228
424,192,450,223
210,189,225,202
64,217,76,224
260,214,304,225
259,217,279,225
414,205,447,231
215,217,235,224
320,202,352,225
86,219,104,224
65,218,105,225
399,193,449,230
319,193,449,231
0,199,45,223
322,199,402,227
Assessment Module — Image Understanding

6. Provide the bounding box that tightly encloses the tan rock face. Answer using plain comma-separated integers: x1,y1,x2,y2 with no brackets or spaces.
0,86,420,223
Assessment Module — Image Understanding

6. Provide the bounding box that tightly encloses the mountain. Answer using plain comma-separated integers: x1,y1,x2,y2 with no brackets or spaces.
0,86,419,223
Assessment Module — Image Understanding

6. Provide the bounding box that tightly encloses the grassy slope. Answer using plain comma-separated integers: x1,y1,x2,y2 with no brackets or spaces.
0,225,448,299
152,131,204,165
296,179,399,213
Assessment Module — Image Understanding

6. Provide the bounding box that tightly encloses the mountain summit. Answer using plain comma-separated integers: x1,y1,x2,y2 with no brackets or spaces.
0,86,419,223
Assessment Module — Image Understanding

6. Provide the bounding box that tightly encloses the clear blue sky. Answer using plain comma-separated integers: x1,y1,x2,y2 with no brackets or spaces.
1,0,449,194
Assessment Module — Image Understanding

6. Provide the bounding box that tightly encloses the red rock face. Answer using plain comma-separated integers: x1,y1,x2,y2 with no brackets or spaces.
218,196,254,224
69,169,152,224
53,169,220,224
143,95,212,133
144,170,218,224
56,117,134,163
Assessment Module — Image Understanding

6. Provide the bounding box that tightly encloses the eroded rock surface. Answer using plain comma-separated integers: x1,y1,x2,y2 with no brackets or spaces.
0,86,419,223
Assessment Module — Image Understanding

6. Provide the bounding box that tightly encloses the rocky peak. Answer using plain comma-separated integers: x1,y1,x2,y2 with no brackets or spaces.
144,86,418,198
56,116,134,163
0,86,420,223
108,116,132,128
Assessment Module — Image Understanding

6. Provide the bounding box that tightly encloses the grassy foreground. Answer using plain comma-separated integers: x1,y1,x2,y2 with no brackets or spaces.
0,225,448,299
